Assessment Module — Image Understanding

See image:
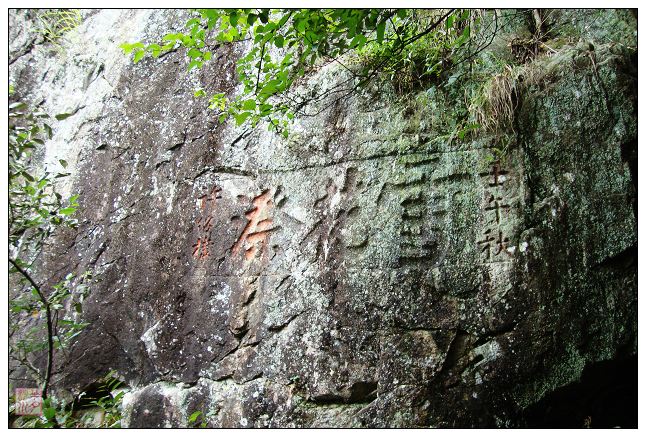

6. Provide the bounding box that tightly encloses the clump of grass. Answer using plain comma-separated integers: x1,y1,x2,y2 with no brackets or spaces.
471,64,518,134
36,9,82,47
470,43,593,135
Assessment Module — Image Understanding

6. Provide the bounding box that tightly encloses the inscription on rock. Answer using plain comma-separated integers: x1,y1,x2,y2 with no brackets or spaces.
192,186,222,260
232,189,277,262
390,172,448,266
478,160,516,263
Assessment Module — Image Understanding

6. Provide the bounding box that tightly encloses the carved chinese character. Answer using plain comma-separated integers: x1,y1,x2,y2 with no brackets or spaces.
478,228,510,259
232,189,276,262
199,186,222,211
485,193,510,224
192,236,211,260
493,229,510,256
192,186,221,261
478,228,496,259
485,161,509,188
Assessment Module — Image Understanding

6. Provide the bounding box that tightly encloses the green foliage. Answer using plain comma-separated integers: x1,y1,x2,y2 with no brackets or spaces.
9,101,79,256
188,410,207,428
355,9,474,94
9,94,92,412
121,8,479,138
10,270,91,354
77,371,128,428
11,396,76,428
11,372,128,429
36,9,82,47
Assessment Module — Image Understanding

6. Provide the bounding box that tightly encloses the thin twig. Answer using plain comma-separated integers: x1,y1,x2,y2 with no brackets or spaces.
255,42,266,95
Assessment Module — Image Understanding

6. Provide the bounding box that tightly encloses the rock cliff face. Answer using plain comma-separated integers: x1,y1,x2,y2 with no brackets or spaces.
9,9,637,427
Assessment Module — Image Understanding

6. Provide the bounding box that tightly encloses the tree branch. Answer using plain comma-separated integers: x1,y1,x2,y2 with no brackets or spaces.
255,42,266,95
9,258,54,399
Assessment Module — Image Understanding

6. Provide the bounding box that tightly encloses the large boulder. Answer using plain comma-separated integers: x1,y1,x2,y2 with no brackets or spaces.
8,9,636,427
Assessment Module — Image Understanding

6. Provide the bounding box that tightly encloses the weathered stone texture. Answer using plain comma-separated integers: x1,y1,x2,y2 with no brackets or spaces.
9,9,636,427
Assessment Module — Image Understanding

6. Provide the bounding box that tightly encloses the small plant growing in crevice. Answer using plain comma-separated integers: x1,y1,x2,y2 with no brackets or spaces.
76,371,128,428
11,371,128,428
470,64,519,134
188,410,208,428
36,9,82,48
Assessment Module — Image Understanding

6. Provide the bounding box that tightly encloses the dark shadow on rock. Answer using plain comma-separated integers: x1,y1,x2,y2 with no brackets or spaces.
520,355,637,428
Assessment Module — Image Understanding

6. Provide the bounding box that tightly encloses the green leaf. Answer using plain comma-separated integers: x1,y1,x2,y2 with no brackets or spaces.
209,93,227,111
59,159,68,168
259,103,273,116
188,411,202,423
263,22,277,33
119,43,134,54
259,79,281,97
188,60,203,71
242,99,257,111
202,9,220,29
188,48,202,59
376,21,386,44
21,171,35,182
9,101,27,110
43,407,57,421
133,49,145,64
453,25,470,47
59,207,76,216
55,113,73,121
119,42,144,54
186,18,201,28
233,111,252,126
229,12,239,27
447,14,455,29
274,35,284,48
278,13,290,28
147,43,162,58
162,33,184,42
